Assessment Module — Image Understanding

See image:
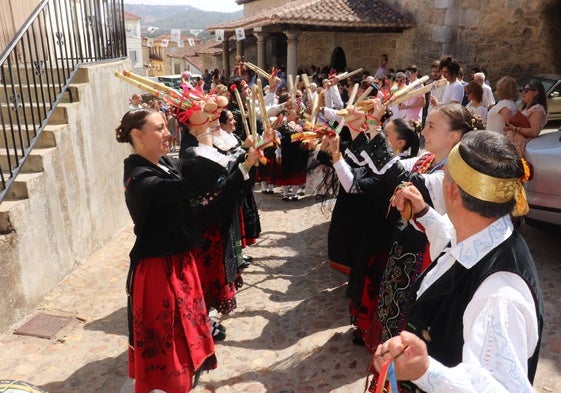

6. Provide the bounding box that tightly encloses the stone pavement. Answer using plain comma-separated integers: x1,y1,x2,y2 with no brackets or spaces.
0,190,559,393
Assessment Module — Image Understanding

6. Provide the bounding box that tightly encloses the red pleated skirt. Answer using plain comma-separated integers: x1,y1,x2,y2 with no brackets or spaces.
128,252,217,393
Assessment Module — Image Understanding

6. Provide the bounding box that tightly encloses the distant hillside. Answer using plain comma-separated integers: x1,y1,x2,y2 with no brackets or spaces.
124,4,242,39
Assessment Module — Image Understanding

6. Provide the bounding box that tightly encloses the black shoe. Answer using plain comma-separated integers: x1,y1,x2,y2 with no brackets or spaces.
290,196,298,201
282,196,290,201
193,367,203,388
243,254,253,263
235,275,244,289
211,320,226,341
352,330,365,346
211,318,226,333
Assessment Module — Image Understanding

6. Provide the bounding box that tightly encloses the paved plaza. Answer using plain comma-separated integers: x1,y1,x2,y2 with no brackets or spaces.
0,190,559,392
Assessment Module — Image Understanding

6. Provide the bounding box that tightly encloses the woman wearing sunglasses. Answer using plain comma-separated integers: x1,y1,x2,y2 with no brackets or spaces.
504,79,548,156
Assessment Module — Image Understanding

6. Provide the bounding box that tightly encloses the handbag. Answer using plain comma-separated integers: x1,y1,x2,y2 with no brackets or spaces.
508,110,530,128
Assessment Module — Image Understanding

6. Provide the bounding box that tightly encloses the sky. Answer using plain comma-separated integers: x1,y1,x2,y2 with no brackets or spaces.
124,0,243,13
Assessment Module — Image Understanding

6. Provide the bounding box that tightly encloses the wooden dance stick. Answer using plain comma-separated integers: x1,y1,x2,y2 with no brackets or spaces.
346,83,359,110
290,74,300,97
301,73,314,103
287,74,294,91
250,86,258,141
114,72,191,111
390,78,446,107
120,70,182,98
244,62,271,80
233,88,251,138
310,94,320,126
354,86,373,106
256,79,273,136
335,67,363,81
384,75,430,105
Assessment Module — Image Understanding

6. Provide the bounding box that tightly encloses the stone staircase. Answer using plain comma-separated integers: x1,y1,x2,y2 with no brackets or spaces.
0,59,133,332
0,74,74,232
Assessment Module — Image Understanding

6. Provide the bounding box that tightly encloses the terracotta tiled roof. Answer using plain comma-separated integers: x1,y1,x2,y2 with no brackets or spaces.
155,33,199,42
208,0,414,32
166,40,222,70
185,56,204,71
124,11,141,20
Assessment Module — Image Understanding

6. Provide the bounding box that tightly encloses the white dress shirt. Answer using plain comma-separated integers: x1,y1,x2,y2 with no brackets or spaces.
413,211,539,393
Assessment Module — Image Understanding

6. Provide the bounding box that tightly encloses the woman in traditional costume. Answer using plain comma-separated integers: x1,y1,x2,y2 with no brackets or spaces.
336,117,421,345
179,102,260,340
118,108,258,392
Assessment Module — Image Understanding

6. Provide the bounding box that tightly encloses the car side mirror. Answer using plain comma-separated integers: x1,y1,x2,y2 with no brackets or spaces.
550,91,560,98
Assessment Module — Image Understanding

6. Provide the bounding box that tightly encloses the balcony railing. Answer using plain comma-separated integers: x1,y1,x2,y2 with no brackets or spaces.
0,0,126,203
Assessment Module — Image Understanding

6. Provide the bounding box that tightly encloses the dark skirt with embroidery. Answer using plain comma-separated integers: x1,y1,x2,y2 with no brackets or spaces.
191,227,237,315
128,252,217,393
366,224,431,352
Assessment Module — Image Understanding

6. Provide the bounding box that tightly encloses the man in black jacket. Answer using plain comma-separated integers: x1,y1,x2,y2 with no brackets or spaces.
374,131,543,393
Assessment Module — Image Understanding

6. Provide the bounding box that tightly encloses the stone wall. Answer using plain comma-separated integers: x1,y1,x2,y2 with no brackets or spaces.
390,0,561,85
297,31,404,75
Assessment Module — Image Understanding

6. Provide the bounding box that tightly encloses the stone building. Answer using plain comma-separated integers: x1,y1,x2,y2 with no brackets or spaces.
208,0,561,85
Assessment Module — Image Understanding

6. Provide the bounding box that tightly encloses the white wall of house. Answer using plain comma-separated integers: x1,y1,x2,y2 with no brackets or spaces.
125,16,143,73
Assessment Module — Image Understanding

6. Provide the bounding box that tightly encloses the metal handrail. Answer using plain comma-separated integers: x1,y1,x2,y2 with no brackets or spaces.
0,0,126,203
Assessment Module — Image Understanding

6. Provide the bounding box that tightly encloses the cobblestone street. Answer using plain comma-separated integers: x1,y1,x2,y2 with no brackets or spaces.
0,190,559,392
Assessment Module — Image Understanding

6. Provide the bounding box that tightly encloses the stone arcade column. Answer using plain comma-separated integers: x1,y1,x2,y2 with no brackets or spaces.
222,33,232,77
236,39,244,59
284,30,300,77
254,32,267,73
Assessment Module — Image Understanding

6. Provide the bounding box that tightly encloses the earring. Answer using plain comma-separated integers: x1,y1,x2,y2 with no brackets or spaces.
140,143,144,150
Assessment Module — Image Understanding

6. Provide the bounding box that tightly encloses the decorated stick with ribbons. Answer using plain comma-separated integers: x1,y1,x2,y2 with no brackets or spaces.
363,345,408,393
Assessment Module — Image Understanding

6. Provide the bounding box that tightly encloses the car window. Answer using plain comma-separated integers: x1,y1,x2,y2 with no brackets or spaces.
539,79,555,92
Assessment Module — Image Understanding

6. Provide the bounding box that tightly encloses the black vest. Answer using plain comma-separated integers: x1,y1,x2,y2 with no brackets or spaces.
407,230,544,384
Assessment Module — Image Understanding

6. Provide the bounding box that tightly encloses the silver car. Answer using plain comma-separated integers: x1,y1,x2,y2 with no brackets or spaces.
533,74,561,121
524,129,561,226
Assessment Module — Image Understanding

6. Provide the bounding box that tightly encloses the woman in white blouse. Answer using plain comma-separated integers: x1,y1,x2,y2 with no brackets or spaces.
486,76,519,132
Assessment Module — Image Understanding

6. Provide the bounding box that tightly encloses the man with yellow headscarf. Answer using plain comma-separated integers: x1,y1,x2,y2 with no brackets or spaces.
371,130,543,393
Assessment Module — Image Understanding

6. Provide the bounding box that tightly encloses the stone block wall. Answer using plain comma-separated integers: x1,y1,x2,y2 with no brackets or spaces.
391,0,561,85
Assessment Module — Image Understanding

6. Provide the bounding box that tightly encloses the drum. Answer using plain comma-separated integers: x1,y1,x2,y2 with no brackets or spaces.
0,380,46,393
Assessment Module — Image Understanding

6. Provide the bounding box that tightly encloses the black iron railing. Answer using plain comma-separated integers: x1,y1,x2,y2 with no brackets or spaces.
0,0,126,203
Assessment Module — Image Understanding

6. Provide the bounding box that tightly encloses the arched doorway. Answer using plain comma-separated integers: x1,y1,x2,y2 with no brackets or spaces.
330,47,347,72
